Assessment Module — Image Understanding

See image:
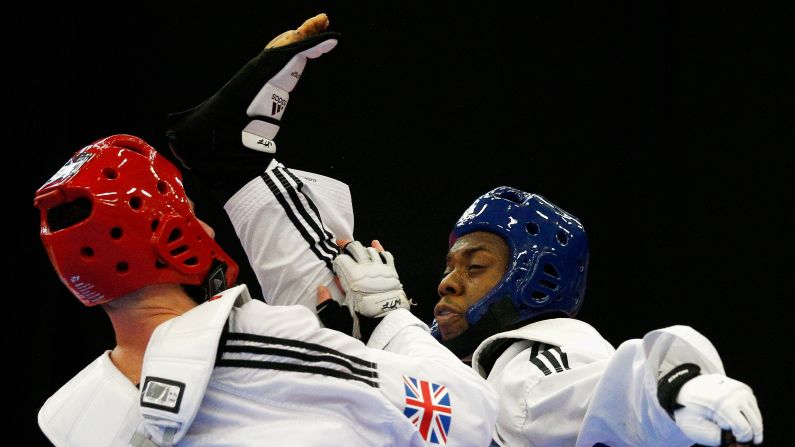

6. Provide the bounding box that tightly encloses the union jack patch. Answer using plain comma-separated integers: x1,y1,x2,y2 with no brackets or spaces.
403,376,452,444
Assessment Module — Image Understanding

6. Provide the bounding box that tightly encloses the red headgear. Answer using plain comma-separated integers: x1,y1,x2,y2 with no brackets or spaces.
34,134,238,305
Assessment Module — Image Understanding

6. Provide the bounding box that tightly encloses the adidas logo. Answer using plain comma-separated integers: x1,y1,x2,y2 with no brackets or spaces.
271,93,288,116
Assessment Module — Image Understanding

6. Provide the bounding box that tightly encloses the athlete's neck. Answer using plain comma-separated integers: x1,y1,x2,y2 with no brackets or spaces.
103,284,198,385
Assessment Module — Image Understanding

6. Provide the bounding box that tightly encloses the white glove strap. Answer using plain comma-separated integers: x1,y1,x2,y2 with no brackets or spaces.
352,289,410,318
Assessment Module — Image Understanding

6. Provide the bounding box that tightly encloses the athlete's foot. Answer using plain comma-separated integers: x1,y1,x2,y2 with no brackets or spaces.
266,13,330,49
165,14,338,201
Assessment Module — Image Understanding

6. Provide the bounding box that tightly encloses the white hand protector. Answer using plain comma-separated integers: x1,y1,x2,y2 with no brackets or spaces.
333,241,411,318
674,373,764,445
242,37,338,153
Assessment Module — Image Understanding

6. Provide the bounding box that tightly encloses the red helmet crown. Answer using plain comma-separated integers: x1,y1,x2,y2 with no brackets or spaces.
35,134,238,305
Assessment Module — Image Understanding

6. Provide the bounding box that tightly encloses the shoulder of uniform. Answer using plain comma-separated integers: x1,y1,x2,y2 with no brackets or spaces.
39,352,140,446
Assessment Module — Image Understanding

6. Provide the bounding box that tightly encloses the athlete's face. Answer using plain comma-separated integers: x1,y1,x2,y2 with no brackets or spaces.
434,232,509,341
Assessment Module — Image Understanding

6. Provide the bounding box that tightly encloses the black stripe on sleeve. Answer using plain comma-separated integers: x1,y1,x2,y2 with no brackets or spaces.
530,356,552,376
222,344,377,379
272,168,338,259
551,346,571,370
530,342,541,359
225,332,377,369
216,358,379,388
282,168,338,254
541,349,564,373
261,172,334,271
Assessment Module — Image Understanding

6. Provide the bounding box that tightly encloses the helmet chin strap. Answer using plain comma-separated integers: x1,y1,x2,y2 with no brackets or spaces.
440,296,521,361
184,260,232,303
202,260,232,299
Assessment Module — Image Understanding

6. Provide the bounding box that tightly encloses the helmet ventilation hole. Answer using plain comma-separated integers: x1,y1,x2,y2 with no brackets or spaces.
110,227,123,239
116,261,129,273
493,189,524,204
526,222,540,235
531,290,548,301
155,259,167,269
157,180,169,194
151,219,160,232
170,245,189,256
102,168,118,179
80,247,94,258
539,279,557,290
129,196,143,210
544,263,560,278
184,257,199,266
115,141,146,156
168,228,183,242
556,230,569,245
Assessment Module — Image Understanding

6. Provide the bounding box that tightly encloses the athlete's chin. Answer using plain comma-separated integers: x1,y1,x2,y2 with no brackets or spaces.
438,318,469,341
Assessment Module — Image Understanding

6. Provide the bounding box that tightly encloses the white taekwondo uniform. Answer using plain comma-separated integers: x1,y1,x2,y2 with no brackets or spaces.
39,160,498,446
471,318,726,447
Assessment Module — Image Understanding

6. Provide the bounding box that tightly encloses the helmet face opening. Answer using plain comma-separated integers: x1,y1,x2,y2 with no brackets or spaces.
45,196,93,232
35,134,238,306
431,187,589,341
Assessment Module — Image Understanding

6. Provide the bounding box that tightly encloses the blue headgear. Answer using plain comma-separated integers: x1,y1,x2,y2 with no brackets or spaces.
431,187,589,344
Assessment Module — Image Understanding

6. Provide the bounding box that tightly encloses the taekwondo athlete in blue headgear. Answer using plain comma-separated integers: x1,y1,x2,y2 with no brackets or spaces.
430,186,763,447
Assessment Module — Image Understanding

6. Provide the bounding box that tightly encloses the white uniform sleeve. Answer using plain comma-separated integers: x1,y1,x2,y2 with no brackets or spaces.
224,159,353,310
576,325,726,447
367,309,499,446
224,164,499,445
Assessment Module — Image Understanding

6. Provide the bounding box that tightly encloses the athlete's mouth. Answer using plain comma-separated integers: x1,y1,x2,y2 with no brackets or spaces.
434,303,462,322
433,303,468,339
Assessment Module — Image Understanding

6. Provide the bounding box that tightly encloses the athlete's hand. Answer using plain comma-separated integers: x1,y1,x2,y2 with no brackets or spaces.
333,240,411,318
675,374,763,446
317,239,411,342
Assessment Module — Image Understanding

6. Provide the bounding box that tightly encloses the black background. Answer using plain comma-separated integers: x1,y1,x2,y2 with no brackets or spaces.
10,2,789,445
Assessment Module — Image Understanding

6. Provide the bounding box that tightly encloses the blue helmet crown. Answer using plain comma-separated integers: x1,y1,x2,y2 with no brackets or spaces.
449,186,589,330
